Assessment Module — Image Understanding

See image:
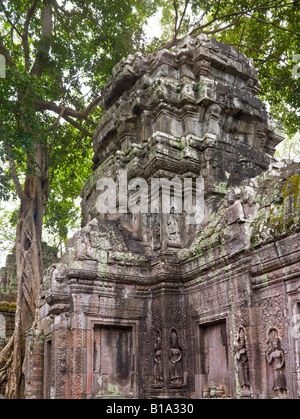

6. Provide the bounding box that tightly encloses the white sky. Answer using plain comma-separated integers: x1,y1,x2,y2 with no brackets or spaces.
143,9,163,41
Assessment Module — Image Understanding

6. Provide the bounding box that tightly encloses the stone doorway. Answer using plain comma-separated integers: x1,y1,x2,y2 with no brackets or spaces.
198,320,231,396
93,325,135,398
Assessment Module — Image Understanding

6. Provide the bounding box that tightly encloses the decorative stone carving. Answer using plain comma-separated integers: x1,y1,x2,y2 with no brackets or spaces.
166,210,181,247
152,215,162,251
266,328,287,397
261,296,286,343
235,327,250,392
169,328,183,386
153,329,164,387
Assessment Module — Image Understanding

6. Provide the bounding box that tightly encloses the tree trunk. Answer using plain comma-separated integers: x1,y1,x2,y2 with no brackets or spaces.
0,0,52,397
0,144,48,399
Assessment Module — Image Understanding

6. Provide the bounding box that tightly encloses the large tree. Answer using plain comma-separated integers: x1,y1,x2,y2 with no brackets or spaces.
0,0,158,398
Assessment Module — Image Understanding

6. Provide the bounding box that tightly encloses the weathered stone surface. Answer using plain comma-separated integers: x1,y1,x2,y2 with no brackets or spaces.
0,302,16,395
0,242,59,397
0,253,17,300
0,242,59,300
33,35,300,399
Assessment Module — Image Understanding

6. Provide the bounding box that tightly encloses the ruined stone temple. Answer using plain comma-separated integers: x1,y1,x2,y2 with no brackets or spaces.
1,34,300,399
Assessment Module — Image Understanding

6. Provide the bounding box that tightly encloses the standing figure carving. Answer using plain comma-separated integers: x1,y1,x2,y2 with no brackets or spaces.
153,215,161,251
266,329,287,396
235,327,250,391
169,328,183,385
154,329,163,386
167,208,180,244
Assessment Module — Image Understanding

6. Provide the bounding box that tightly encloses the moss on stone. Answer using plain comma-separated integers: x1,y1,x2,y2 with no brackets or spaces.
179,163,300,261
254,173,300,244
0,301,16,312
213,181,228,195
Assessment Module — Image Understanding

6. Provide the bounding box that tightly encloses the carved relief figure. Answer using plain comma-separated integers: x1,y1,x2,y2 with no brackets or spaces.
154,329,163,386
153,215,161,251
169,328,183,385
235,327,250,391
167,209,180,243
266,329,287,396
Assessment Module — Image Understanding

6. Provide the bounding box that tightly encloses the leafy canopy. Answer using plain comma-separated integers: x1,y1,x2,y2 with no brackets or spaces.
149,0,300,137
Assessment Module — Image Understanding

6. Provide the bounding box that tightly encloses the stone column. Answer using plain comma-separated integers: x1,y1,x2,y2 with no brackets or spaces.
24,330,44,399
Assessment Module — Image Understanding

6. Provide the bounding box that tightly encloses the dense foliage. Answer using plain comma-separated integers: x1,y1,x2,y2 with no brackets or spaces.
151,0,300,137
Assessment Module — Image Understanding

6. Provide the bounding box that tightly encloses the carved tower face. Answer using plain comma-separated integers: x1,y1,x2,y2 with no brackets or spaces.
81,34,283,257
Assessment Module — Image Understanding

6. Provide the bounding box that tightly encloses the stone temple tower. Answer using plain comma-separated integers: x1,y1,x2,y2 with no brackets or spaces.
26,35,300,399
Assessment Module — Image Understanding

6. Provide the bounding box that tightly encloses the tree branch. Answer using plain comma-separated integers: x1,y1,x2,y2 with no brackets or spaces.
35,94,102,120
176,0,190,38
35,99,97,122
0,1,22,38
212,0,222,20
34,99,95,137
163,0,297,50
30,0,52,77
229,43,289,65
188,0,289,36
5,146,30,202
60,115,93,138
202,17,242,35
22,0,39,71
173,0,178,37
250,14,300,36
47,106,66,132
83,95,102,116
0,38,16,69
53,0,98,24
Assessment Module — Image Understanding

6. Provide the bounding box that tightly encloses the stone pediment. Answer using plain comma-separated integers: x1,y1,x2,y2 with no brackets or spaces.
80,34,284,259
